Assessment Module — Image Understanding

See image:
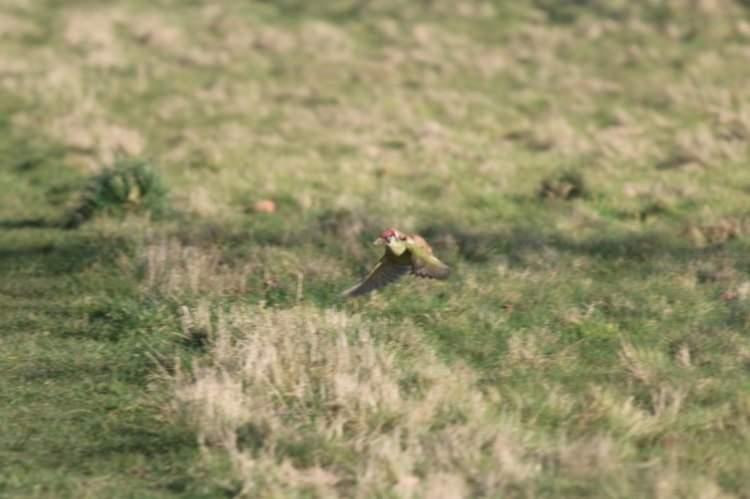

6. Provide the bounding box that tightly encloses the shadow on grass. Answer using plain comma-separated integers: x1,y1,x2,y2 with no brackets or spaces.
418,221,740,269
0,234,130,276
257,0,374,23
0,218,60,229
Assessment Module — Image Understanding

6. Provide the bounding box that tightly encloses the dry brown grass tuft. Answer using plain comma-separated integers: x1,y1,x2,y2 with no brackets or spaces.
63,8,126,68
173,305,543,497
684,218,746,247
619,341,670,386
0,12,39,39
142,238,253,296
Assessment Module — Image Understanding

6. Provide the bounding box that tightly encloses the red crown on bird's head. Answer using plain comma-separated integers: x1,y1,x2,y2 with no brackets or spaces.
380,228,402,240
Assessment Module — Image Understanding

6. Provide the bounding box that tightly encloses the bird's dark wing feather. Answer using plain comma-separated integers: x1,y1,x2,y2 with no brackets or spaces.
412,253,451,280
342,258,411,298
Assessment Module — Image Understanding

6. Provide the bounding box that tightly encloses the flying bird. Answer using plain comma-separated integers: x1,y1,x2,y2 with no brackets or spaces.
342,228,450,298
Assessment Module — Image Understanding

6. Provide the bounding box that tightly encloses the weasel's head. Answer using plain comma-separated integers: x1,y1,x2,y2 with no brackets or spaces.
374,228,404,245
374,228,407,255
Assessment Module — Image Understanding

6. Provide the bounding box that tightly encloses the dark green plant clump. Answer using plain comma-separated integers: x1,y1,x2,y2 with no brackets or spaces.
63,158,168,229
538,170,587,201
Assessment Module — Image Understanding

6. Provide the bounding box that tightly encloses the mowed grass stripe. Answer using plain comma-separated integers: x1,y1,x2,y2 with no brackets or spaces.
0,145,223,497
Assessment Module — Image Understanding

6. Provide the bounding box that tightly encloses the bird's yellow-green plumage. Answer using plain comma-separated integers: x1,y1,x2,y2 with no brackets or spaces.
342,229,450,298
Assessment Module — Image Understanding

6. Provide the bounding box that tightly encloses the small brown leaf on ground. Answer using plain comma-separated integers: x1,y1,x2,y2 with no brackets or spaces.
253,199,276,214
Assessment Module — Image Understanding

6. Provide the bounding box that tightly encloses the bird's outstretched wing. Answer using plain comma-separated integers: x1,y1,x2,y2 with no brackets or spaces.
342,258,412,298
411,252,451,279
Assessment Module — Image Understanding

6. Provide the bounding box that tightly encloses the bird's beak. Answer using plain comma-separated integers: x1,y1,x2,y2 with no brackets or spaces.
373,237,385,246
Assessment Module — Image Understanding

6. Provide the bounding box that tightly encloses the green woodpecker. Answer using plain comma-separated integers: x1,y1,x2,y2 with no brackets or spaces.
343,228,450,298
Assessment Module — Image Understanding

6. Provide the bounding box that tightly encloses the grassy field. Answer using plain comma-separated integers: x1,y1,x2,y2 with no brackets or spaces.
2,0,750,497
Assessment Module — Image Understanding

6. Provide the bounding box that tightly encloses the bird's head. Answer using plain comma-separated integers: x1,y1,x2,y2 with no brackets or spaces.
374,228,407,255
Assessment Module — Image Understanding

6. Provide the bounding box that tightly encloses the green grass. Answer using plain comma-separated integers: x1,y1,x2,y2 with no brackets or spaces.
2,0,750,496
0,126,224,496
